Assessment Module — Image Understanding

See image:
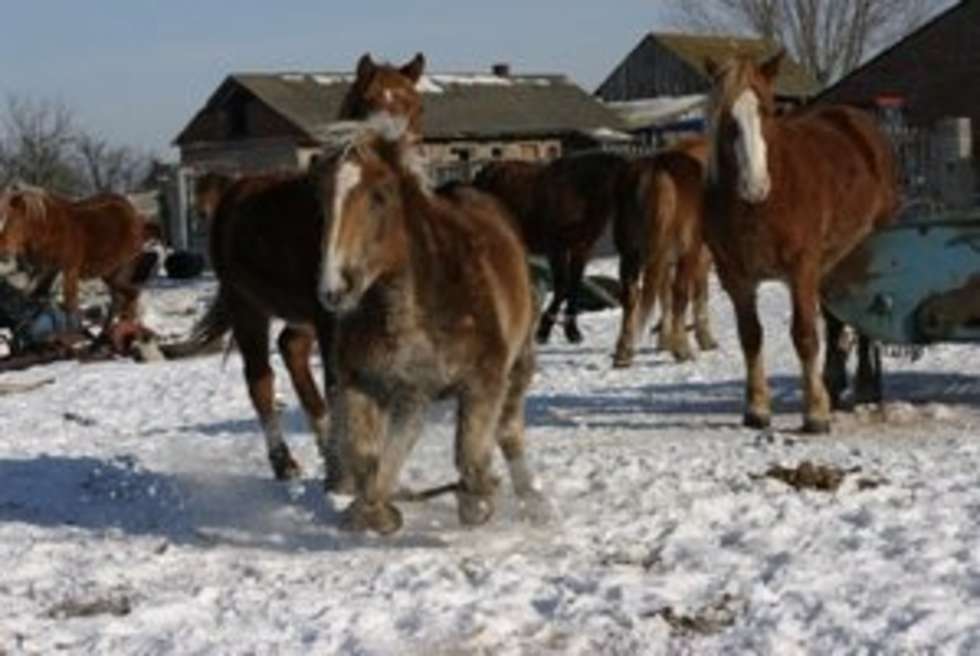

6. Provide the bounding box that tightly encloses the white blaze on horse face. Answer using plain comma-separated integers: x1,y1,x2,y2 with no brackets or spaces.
731,89,771,203
319,160,362,308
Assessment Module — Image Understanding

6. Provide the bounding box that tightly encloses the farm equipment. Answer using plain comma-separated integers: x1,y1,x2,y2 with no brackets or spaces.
823,209,980,345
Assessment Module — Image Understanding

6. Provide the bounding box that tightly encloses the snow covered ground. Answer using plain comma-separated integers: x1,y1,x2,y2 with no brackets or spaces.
1,264,979,654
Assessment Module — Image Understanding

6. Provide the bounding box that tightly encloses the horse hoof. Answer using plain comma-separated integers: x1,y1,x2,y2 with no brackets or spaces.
564,325,584,344
612,350,634,369
743,412,771,430
457,491,495,527
535,326,553,344
671,348,695,363
802,417,832,435
853,386,882,407
269,445,302,481
697,336,719,351
342,499,403,535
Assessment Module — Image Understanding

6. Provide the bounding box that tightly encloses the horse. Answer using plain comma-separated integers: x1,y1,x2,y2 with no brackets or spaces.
0,186,148,331
180,53,427,484
530,151,640,344
470,160,548,253
702,52,899,433
314,118,544,535
612,138,717,368
193,171,235,222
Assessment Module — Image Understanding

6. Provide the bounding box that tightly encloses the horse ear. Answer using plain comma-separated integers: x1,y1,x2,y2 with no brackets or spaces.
760,49,785,82
7,193,23,211
401,53,426,82
355,53,376,80
704,56,721,80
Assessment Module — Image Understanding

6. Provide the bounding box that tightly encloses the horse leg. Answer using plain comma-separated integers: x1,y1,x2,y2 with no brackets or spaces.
496,336,547,516
377,392,427,499
655,263,674,351
232,303,301,480
729,283,771,428
102,263,142,334
455,377,507,526
666,250,697,362
821,307,850,411
338,385,403,534
854,334,884,406
791,273,832,433
276,325,343,489
612,245,644,368
694,249,718,351
536,249,567,344
61,268,80,318
29,267,58,302
563,252,586,344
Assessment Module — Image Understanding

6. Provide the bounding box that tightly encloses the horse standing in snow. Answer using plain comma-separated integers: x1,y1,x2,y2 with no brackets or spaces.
182,53,426,483
0,186,149,330
702,52,899,432
315,119,543,535
612,138,717,368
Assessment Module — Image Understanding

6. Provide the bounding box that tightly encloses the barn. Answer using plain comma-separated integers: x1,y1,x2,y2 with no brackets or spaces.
816,0,979,207
595,32,817,145
174,64,629,183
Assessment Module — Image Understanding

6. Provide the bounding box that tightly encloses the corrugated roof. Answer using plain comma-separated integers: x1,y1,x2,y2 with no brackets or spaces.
652,32,819,98
179,71,629,145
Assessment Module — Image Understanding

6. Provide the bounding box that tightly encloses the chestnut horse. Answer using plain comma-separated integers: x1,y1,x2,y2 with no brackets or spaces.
182,53,426,483
315,119,544,534
613,139,717,368
703,52,898,433
0,186,147,328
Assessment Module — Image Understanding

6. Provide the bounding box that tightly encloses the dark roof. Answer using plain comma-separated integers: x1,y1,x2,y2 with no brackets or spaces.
176,71,629,146
815,0,977,125
651,32,819,98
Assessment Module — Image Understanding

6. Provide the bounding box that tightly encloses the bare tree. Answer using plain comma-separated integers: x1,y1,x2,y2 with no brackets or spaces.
75,133,152,194
668,0,954,86
0,95,84,193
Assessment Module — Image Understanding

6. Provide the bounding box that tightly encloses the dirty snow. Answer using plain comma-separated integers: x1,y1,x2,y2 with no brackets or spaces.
1,263,979,654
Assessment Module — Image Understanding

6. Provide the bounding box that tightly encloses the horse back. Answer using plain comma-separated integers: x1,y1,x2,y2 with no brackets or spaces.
471,160,545,253
65,194,144,276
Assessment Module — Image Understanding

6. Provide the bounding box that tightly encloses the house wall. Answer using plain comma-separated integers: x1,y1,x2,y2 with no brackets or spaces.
180,139,303,175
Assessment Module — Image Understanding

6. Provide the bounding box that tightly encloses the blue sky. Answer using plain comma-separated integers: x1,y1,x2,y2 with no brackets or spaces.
0,1,675,158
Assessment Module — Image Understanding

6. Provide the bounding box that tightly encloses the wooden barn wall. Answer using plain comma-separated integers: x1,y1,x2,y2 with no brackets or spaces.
596,36,707,101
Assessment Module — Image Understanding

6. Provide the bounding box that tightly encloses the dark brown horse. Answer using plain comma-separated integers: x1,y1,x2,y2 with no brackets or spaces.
703,52,899,432
613,139,717,368
0,186,147,328
315,119,544,534
528,151,639,344
471,160,547,253
182,53,426,483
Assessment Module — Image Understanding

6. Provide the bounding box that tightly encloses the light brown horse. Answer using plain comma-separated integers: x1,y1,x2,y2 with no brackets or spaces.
613,139,717,368
315,118,543,535
181,53,427,483
0,186,147,328
703,52,899,433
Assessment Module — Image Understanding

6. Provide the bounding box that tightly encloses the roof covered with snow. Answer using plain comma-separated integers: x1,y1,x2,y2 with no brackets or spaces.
175,70,629,145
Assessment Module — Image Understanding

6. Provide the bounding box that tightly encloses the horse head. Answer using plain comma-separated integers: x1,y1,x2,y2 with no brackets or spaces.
705,50,784,204
0,186,47,254
313,116,424,314
193,171,235,222
338,52,426,143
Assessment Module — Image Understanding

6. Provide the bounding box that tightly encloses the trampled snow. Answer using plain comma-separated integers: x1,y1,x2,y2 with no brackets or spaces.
1,264,978,654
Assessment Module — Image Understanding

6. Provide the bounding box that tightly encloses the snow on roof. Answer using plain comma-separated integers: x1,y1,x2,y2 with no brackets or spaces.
606,94,707,129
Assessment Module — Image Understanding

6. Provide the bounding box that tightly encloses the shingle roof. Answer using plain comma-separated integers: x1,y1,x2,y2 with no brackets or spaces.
652,32,819,98
178,71,629,145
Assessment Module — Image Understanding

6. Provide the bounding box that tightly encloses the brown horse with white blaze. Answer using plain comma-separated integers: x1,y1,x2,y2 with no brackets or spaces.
181,53,426,484
0,186,147,327
703,52,899,433
315,119,544,535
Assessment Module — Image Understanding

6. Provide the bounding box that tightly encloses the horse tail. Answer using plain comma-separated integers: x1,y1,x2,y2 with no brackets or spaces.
159,289,234,360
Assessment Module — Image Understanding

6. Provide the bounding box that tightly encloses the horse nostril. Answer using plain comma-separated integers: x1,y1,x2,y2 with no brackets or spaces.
341,268,356,293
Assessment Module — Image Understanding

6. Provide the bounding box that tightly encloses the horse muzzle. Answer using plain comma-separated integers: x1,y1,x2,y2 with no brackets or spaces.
318,267,361,313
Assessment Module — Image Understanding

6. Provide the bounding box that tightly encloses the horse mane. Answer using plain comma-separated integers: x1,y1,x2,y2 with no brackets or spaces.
317,115,431,193
7,185,50,223
705,56,756,184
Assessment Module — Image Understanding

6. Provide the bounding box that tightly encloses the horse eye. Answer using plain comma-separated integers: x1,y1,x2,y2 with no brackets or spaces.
370,189,387,208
